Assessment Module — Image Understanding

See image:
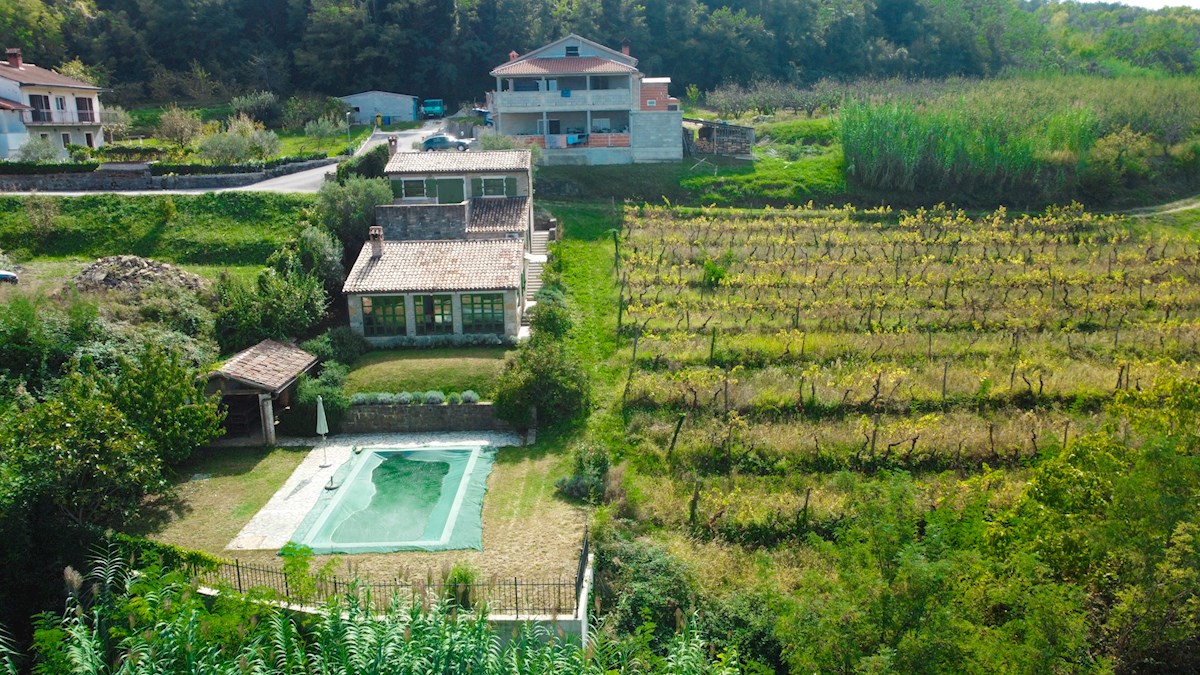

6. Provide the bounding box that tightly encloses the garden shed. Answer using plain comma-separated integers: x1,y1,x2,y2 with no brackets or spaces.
205,339,318,445
684,117,754,156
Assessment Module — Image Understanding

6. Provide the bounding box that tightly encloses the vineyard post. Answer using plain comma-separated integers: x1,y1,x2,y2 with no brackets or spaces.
709,327,717,365
668,412,687,459
1062,420,1070,449
942,361,949,403
611,228,620,270
621,332,641,407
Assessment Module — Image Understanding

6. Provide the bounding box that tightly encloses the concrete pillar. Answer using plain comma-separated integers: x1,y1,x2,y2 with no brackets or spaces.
452,293,464,335
405,295,416,337
258,394,276,445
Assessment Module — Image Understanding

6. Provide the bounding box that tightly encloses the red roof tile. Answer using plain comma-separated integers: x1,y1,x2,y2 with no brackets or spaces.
385,150,532,175
468,197,529,234
343,239,524,294
492,56,638,77
213,340,317,393
0,61,101,89
0,96,31,111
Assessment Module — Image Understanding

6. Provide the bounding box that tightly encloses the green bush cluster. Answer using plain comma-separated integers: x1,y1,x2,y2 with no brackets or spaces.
555,444,610,503
277,361,349,436
336,143,389,181
301,326,369,365
348,389,481,405
149,152,326,175
0,161,99,174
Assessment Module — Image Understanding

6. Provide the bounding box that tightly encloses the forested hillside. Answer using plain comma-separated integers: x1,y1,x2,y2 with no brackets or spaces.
3,0,1199,106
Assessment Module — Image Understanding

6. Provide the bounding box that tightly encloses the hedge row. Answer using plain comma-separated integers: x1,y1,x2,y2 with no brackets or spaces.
149,152,328,176
0,161,99,175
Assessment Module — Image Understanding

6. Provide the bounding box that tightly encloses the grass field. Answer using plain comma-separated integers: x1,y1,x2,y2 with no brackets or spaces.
345,348,511,397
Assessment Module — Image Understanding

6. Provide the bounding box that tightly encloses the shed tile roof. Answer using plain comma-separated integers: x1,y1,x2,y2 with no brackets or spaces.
468,197,529,234
0,96,31,111
385,150,531,175
212,339,317,394
492,56,639,77
343,239,524,294
0,61,102,89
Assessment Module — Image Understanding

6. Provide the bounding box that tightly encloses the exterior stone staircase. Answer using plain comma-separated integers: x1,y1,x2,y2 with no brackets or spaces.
522,229,552,326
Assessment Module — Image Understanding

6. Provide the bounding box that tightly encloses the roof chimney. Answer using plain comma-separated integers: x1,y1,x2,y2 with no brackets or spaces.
5,48,22,69
621,39,631,56
369,225,384,259
387,136,398,157
508,50,519,62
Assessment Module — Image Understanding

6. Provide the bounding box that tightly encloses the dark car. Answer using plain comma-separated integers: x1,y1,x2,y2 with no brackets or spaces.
421,134,469,152
0,270,17,284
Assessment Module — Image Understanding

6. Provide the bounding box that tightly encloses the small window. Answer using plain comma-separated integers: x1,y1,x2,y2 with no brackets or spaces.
414,294,454,335
462,293,506,334
361,296,406,337
39,133,49,140
401,179,426,199
61,133,71,148
55,96,66,111
645,99,657,107
482,177,507,197
565,46,579,57
85,133,94,148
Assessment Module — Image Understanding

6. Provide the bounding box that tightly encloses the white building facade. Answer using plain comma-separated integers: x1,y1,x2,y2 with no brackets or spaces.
0,48,104,160
339,90,420,126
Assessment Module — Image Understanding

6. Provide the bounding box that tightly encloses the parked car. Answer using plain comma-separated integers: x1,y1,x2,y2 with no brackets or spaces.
422,134,469,152
0,270,17,284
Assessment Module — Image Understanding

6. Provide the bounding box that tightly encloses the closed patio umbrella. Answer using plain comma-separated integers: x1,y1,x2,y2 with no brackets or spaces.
317,395,330,467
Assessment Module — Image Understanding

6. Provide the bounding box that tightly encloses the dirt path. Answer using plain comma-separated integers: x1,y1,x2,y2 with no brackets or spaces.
1122,193,1200,217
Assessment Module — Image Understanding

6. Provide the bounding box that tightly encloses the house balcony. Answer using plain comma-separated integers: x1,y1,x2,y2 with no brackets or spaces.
21,110,99,126
492,90,633,112
513,132,630,149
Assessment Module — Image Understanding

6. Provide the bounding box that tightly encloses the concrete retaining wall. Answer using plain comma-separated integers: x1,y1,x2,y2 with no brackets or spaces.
0,157,337,192
342,402,513,434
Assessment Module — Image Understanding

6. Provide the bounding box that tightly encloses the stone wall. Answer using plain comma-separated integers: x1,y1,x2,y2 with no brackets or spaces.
375,202,469,240
0,157,337,192
341,402,514,434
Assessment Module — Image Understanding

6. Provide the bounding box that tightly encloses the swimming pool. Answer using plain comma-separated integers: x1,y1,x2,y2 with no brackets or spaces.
290,445,495,554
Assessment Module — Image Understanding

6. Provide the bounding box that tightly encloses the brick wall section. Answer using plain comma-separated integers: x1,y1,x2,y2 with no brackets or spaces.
640,82,670,111
342,402,514,434
375,203,469,240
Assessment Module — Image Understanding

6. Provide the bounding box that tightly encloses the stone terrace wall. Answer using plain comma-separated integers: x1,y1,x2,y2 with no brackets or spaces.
0,158,336,192
342,402,513,434
375,202,469,240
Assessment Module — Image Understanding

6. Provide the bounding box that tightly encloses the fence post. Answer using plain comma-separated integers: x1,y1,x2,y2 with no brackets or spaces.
235,559,243,594
514,577,519,619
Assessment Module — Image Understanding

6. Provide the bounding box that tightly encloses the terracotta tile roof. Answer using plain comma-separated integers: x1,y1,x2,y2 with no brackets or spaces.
492,56,639,77
385,150,531,175
0,61,102,89
212,339,318,394
343,239,524,294
468,197,529,234
0,96,31,111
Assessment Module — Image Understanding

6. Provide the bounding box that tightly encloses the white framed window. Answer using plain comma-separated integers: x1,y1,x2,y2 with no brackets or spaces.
55,96,66,111
481,177,507,197
400,179,426,199
645,99,657,107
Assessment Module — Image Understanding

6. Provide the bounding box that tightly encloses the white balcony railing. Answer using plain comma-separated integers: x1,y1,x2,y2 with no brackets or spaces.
22,110,99,125
493,90,633,111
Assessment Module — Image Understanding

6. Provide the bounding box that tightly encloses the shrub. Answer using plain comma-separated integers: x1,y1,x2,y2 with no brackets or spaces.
317,177,394,260
555,444,609,503
213,267,327,352
328,326,370,364
230,90,279,125
336,143,389,181
443,562,478,611
15,136,61,162
277,365,349,436
423,390,446,405
397,391,414,404
448,392,462,405
0,161,97,174
493,341,590,429
528,299,573,340
461,390,480,404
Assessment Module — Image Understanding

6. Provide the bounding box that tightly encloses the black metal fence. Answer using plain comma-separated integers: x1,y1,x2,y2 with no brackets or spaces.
197,527,590,618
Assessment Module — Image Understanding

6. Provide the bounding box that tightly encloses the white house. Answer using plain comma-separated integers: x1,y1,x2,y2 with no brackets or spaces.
339,90,419,126
487,34,682,165
0,48,104,160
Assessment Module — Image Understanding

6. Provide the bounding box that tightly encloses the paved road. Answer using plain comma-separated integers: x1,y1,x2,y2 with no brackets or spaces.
2,123,440,197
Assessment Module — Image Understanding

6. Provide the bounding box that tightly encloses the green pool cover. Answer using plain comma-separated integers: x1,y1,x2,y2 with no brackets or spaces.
290,445,495,554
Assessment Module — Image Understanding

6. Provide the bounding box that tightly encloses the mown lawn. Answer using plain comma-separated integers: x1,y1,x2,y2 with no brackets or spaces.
345,347,511,397
128,445,312,554
276,125,373,157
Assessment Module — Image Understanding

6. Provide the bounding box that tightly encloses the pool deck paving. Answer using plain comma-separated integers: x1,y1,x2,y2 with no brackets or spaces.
227,431,522,552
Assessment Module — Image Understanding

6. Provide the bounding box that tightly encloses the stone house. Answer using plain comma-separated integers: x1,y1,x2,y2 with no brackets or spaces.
342,149,534,345
486,34,682,165
0,48,104,159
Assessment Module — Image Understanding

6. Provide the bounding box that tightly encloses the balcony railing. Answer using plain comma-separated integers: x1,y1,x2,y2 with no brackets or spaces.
22,110,99,125
493,89,632,111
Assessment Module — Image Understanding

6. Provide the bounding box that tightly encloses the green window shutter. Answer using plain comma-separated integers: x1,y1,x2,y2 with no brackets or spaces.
391,179,403,198
470,177,483,198
425,178,438,198
505,176,517,196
